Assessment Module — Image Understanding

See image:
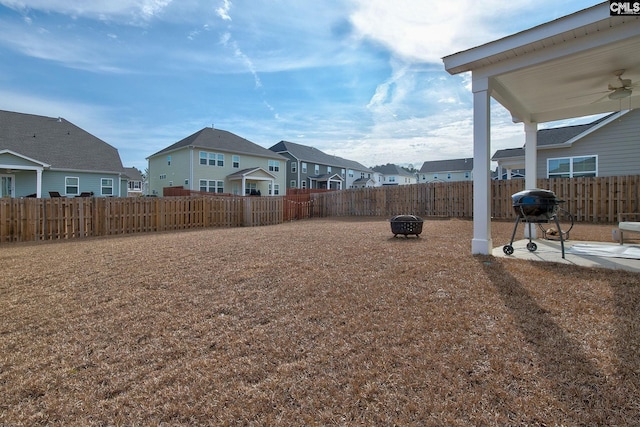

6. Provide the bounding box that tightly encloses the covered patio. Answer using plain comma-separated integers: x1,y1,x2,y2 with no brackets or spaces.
443,2,640,255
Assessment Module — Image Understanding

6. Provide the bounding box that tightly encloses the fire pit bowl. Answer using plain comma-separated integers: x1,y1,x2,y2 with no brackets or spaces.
511,189,562,223
390,215,424,238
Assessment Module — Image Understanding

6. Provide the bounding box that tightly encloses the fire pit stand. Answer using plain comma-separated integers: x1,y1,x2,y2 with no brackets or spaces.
503,189,566,259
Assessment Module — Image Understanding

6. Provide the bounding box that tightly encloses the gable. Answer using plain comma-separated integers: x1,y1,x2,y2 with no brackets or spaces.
0,149,50,169
152,128,286,161
0,110,125,173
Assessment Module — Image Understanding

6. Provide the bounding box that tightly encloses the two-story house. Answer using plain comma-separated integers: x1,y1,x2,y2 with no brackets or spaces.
147,127,288,196
372,164,417,186
418,158,474,183
0,110,128,198
269,140,376,190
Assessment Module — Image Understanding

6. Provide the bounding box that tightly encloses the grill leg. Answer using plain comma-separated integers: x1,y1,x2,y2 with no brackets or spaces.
554,214,565,259
509,216,521,246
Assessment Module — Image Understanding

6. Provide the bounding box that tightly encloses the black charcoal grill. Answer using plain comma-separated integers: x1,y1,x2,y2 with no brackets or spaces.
503,189,566,258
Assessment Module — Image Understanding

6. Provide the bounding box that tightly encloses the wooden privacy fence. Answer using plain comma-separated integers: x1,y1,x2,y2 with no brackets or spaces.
0,196,284,243
1,175,638,242
312,175,640,222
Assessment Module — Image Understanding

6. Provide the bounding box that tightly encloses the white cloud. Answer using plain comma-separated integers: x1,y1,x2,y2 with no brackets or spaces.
216,0,232,21
0,0,174,24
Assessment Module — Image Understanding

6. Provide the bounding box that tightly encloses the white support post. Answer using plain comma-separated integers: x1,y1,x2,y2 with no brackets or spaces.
524,122,538,239
471,76,492,255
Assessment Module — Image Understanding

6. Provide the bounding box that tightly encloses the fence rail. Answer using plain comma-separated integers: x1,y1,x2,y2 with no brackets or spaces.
1,176,638,243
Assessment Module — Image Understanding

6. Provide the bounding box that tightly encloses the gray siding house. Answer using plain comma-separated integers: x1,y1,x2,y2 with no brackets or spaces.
0,110,128,198
492,110,640,179
269,141,376,190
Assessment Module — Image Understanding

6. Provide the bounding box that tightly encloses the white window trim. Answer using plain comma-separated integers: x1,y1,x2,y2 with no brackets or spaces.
547,155,598,178
65,176,79,196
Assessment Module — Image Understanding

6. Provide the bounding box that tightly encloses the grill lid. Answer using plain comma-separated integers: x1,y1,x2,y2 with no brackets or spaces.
511,189,562,222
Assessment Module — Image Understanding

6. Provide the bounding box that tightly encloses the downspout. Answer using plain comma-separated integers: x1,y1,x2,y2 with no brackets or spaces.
189,146,194,190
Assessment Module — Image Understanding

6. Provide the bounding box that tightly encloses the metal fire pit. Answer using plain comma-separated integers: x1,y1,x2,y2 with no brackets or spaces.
390,215,424,238
503,189,567,258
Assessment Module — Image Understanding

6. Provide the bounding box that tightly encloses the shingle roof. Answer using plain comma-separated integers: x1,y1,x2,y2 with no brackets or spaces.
124,167,143,181
419,158,473,173
0,110,125,173
269,140,373,172
372,163,415,177
151,128,287,160
491,112,617,160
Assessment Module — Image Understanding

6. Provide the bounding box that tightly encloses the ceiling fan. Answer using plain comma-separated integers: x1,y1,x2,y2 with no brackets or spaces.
576,69,639,103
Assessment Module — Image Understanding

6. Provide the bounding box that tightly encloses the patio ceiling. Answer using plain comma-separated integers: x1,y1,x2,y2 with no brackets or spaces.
444,3,640,124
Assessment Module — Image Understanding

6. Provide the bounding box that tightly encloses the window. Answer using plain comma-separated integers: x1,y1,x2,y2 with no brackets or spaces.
291,163,297,173
548,155,597,178
433,175,438,180
389,176,396,182
327,166,332,173
341,169,346,178
184,179,189,186
348,169,354,178
301,162,307,173
269,160,280,172
159,174,167,180
101,178,114,195
129,181,141,190
216,153,224,167
233,155,240,168
167,155,171,166
199,152,207,165
200,180,224,193
65,177,79,196
269,183,280,195
464,172,470,179
290,180,297,188
301,181,307,189
245,182,257,195
314,164,319,174
447,173,451,180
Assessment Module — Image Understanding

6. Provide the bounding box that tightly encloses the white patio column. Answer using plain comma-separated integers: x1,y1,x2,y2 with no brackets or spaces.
506,168,512,180
524,122,538,189
524,121,538,238
471,76,492,255
241,176,246,195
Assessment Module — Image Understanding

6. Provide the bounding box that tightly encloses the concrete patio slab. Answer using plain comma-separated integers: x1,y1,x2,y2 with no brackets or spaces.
492,239,640,273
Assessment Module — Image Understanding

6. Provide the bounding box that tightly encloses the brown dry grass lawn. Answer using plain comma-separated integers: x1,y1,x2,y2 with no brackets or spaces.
1,218,639,426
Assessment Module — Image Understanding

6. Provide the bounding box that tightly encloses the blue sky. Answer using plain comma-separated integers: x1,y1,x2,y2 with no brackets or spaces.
0,0,600,171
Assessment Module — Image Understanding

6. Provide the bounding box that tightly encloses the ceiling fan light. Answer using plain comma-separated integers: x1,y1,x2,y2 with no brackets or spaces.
609,87,632,100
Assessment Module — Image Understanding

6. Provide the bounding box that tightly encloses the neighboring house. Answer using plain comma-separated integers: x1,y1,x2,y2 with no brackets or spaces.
372,163,417,186
147,127,288,196
269,141,376,190
492,110,640,179
124,167,144,196
0,110,128,198
418,158,474,183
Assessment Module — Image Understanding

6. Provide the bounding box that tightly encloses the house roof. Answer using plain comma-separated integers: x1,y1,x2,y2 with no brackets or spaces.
124,167,143,181
491,112,619,160
419,158,474,174
269,140,373,172
150,128,287,161
372,163,415,177
0,110,125,173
